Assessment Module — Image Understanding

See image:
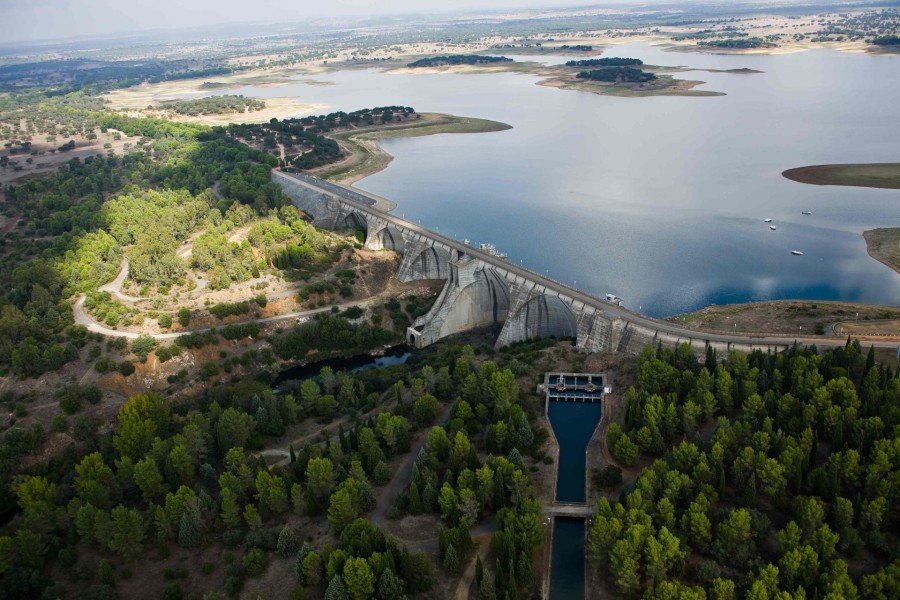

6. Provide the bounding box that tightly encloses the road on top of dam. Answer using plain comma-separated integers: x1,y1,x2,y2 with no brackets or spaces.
279,171,900,351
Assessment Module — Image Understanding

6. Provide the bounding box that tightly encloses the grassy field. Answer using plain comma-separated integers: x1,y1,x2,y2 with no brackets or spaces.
309,112,512,183
864,227,900,274
782,163,900,189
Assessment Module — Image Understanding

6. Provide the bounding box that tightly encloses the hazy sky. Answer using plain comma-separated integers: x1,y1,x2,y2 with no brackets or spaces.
0,0,642,45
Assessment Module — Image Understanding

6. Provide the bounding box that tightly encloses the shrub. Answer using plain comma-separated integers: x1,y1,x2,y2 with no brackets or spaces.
158,314,173,329
342,306,363,319
59,395,81,415
242,548,268,577
52,415,68,432
118,361,136,376
593,464,623,489
177,308,191,327
201,362,219,379
132,334,157,362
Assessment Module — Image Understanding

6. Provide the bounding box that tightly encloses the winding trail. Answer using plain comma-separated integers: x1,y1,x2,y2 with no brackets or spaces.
98,258,143,302
73,294,379,340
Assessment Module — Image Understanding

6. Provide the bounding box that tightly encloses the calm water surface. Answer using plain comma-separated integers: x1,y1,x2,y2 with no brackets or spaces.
550,517,586,600
547,400,601,600
548,401,602,502
228,43,900,316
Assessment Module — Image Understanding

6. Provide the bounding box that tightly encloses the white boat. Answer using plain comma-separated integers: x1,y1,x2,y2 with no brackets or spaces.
791,250,804,256
764,218,773,222
802,211,812,215
769,225,777,230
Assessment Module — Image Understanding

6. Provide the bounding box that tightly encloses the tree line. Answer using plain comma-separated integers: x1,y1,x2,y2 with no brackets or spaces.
407,55,513,68
591,341,899,599
577,66,658,83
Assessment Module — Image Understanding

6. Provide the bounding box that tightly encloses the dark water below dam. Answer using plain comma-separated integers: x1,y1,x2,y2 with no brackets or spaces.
272,346,410,388
548,401,602,503
547,401,602,599
550,517,587,600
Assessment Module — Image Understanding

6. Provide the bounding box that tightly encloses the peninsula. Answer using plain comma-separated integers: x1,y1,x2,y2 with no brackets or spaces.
782,163,900,189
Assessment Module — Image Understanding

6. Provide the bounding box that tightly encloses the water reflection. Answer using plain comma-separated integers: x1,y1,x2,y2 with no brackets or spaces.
226,43,900,316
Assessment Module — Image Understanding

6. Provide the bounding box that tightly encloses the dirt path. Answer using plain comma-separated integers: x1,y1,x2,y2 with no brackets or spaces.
454,529,495,599
372,401,455,525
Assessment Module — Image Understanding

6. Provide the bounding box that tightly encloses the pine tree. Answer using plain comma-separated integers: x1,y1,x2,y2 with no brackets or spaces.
325,574,349,600
443,544,459,573
177,512,199,548
277,526,299,557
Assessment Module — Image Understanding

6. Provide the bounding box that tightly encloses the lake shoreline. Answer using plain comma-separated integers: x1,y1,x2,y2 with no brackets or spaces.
307,112,511,184
863,228,900,276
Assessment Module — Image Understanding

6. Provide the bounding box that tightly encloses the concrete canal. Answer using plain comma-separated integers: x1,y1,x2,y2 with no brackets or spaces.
545,373,604,599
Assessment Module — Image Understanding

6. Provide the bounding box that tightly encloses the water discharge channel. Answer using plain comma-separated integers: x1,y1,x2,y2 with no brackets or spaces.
547,401,602,599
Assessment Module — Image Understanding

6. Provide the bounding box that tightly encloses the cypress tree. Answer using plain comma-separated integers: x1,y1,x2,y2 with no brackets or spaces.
408,481,422,515
506,558,518,600
475,555,484,586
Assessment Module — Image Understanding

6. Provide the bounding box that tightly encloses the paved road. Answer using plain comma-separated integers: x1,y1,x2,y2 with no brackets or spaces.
283,172,900,350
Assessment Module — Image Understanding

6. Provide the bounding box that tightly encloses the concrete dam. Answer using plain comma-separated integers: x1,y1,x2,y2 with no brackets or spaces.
273,171,879,355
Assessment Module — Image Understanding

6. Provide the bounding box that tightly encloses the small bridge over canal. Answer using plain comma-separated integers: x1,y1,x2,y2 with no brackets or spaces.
545,501,595,518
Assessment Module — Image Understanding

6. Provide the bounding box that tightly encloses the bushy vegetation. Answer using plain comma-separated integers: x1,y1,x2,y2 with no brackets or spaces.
396,353,548,593
407,55,513,68
0,106,292,378
591,341,900,598
566,57,643,67
699,38,771,49
157,95,265,116
269,314,397,360
872,35,900,45
225,106,417,170
577,66,658,83
1,342,529,599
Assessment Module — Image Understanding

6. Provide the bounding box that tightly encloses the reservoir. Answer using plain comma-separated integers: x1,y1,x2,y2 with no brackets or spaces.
223,43,900,317
547,400,603,598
